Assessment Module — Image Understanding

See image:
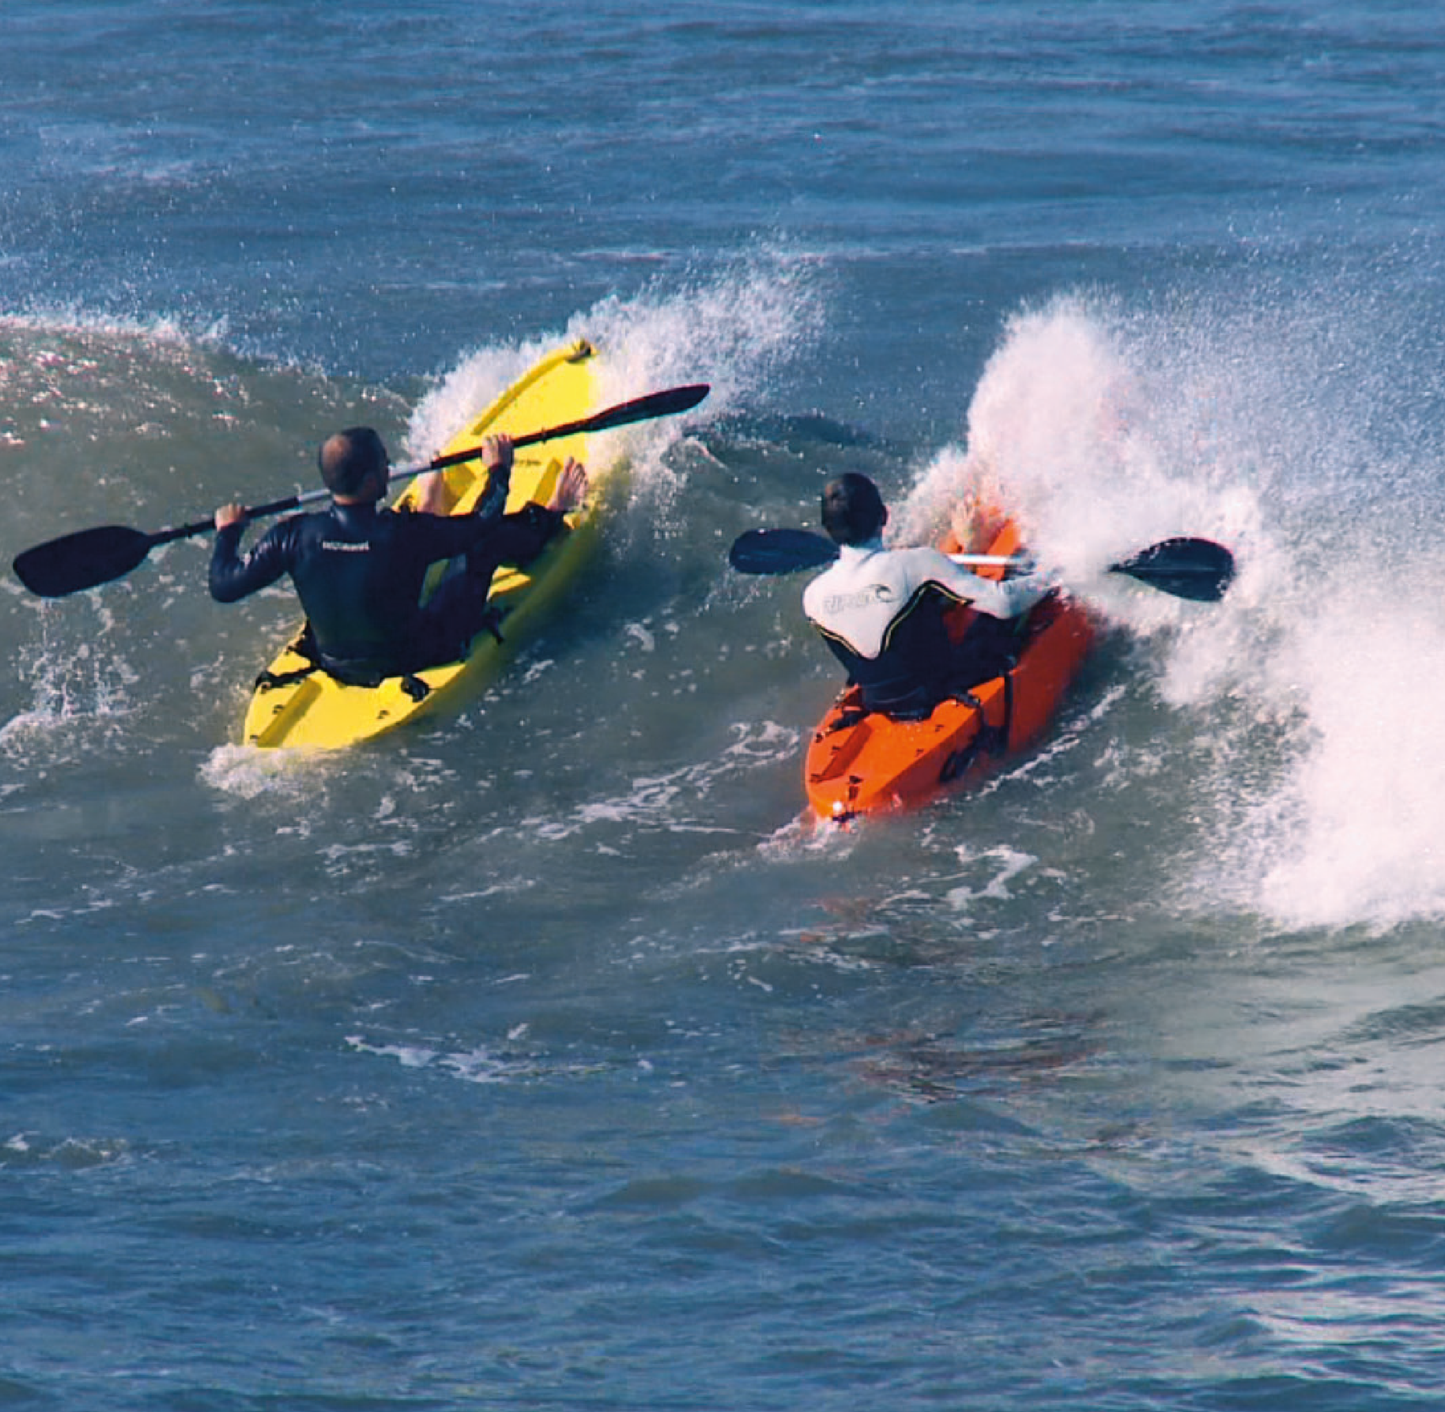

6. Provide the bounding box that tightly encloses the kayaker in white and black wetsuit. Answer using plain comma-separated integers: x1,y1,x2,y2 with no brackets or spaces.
210,428,586,683
802,472,1053,718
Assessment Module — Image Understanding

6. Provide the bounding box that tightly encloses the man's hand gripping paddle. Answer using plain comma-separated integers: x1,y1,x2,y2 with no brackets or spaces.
14,383,710,599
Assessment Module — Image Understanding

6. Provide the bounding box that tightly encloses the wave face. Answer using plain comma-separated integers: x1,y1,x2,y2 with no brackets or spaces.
6,3,1445,1408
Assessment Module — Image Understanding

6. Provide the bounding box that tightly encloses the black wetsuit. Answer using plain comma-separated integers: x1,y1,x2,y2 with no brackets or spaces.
210,499,563,680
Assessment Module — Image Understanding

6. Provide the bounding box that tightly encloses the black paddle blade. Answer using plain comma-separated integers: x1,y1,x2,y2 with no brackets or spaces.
730,527,1237,600
13,525,158,598
12,382,714,600
728,527,838,575
436,384,712,468
1109,536,1235,602
583,382,710,434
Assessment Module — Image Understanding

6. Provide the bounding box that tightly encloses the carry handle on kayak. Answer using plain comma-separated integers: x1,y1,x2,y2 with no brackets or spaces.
12,382,710,599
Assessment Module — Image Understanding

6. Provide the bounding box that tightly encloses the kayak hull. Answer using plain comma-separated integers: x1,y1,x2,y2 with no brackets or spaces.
803,516,1096,822
241,339,603,749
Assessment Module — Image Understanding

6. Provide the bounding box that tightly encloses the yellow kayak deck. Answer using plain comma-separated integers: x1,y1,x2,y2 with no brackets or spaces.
242,339,604,749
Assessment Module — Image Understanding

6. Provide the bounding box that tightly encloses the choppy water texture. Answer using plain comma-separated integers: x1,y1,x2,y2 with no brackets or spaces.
5,3,1445,1408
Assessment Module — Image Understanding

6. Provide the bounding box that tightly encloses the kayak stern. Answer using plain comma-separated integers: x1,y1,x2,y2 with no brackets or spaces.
802,515,1096,823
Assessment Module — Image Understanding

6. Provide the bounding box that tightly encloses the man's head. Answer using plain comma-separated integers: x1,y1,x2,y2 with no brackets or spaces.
820,472,886,546
318,427,389,501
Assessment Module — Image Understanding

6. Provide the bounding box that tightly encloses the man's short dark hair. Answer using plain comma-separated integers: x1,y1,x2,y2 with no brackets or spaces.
820,472,886,546
318,427,389,498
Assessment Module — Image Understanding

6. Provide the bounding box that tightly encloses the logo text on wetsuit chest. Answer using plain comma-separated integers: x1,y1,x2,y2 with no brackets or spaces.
321,541,372,552
823,584,895,613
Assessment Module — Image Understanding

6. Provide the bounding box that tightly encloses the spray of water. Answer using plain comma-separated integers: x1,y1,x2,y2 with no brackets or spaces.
20,264,1443,935
403,247,827,516
897,283,1445,932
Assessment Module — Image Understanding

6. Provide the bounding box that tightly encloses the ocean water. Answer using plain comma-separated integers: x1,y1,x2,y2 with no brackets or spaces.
5,2,1445,1407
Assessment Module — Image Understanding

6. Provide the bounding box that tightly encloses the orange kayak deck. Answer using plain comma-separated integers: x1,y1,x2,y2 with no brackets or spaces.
803,517,1096,823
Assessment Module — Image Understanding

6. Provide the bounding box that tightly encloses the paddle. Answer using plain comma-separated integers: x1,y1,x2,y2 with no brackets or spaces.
727,526,1235,602
13,382,710,599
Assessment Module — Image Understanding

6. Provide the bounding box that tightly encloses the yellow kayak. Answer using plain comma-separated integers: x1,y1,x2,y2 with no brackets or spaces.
242,339,605,749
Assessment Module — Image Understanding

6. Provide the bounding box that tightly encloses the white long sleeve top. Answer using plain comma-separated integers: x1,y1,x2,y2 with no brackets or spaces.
802,539,1051,659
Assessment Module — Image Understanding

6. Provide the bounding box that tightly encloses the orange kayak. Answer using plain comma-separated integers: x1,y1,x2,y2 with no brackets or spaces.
803,514,1096,823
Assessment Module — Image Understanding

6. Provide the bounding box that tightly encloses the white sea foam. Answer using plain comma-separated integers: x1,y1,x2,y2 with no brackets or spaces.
0,305,228,351
1,605,139,761
402,247,827,514
904,287,1445,933
1221,596,1445,931
199,741,340,800
946,844,1040,913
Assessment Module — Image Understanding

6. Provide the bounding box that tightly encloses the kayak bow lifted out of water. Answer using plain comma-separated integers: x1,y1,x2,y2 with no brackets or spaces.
14,339,709,749
729,518,1235,823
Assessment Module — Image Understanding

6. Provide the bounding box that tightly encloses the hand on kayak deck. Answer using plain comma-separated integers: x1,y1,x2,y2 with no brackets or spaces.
548,458,588,514
214,503,248,531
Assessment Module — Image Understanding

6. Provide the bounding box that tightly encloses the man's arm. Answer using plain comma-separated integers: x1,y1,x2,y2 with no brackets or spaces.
906,547,1053,621
408,454,588,560
209,511,292,603
413,433,514,518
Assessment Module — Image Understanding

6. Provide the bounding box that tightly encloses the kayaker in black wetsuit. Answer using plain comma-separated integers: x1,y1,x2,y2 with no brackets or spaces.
210,427,586,683
802,472,1052,718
